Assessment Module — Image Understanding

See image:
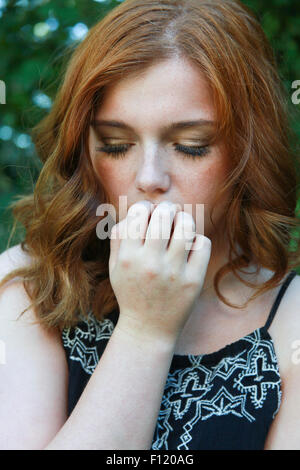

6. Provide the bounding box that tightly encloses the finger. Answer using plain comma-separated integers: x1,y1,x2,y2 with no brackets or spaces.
118,200,154,254
144,201,180,252
165,211,196,268
185,235,212,283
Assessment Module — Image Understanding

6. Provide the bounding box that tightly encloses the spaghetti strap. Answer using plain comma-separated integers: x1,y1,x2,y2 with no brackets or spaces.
264,270,297,331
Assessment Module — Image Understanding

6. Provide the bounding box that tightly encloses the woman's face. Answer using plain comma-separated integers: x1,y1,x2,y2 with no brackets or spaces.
89,56,232,241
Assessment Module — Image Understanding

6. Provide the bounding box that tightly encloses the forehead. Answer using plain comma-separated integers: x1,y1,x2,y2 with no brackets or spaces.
96,57,215,125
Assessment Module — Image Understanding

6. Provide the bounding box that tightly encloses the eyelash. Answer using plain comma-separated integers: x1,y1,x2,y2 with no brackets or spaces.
95,144,210,160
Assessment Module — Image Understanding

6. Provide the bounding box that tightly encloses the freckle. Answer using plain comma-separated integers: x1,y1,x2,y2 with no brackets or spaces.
146,271,158,280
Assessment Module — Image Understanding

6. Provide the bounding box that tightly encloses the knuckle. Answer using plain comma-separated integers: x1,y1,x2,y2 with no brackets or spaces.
118,252,132,268
143,260,159,277
183,280,198,290
166,270,179,282
120,259,131,269
200,235,212,250
204,236,212,247
145,270,159,280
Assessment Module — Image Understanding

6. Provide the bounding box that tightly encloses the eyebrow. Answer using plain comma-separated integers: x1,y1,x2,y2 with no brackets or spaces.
90,119,215,133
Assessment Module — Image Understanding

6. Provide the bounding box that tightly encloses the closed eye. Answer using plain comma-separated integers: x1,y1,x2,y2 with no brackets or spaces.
95,143,210,160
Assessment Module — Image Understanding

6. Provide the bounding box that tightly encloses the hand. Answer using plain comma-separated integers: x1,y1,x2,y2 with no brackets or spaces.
109,200,211,343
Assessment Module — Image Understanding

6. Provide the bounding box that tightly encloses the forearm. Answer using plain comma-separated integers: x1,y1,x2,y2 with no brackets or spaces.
45,323,176,450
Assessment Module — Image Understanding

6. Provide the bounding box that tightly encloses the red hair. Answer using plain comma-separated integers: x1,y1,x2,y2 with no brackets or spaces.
1,0,299,330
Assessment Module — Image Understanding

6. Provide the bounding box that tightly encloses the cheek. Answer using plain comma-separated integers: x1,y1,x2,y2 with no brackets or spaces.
185,159,231,235
201,151,232,200
92,159,131,203
182,159,227,203
203,163,232,232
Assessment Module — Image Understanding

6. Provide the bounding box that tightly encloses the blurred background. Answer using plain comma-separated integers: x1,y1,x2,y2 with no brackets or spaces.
0,0,300,262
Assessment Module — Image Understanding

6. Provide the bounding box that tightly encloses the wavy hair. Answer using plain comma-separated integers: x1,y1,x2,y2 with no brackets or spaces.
1,0,299,331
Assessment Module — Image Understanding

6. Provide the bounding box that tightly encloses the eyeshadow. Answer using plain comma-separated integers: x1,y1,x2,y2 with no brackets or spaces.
90,119,217,144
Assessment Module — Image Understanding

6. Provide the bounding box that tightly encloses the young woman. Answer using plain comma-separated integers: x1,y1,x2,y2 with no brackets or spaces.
0,0,300,450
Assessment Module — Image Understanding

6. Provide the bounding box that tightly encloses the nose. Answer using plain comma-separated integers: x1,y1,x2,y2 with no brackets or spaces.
135,150,170,195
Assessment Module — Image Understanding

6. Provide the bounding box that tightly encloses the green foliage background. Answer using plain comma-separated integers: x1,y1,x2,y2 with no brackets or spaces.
0,0,300,260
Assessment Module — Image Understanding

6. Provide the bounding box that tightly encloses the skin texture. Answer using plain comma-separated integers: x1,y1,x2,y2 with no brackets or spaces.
88,56,238,302
89,56,233,244
87,56,283,354
1,58,300,450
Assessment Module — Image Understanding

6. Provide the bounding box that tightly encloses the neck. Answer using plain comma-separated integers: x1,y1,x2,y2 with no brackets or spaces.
199,231,266,307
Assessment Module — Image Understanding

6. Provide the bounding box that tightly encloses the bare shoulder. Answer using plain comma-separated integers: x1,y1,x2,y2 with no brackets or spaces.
270,272,300,343
0,243,31,281
0,242,37,312
0,242,31,265
267,271,300,386
281,272,300,367
0,242,64,339
0,244,68,449
264,272,300,449
1,244,47,327
284,271,300,319
0,243,34,320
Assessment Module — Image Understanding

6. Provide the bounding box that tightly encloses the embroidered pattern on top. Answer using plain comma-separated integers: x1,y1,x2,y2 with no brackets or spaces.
62,313,282,450
62,311,115,375
152,329,281,450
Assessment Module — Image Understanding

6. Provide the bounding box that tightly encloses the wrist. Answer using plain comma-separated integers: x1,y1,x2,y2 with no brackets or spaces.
114,313,178,353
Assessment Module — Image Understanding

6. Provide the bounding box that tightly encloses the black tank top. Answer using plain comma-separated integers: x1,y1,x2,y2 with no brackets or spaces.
61,271,297,450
